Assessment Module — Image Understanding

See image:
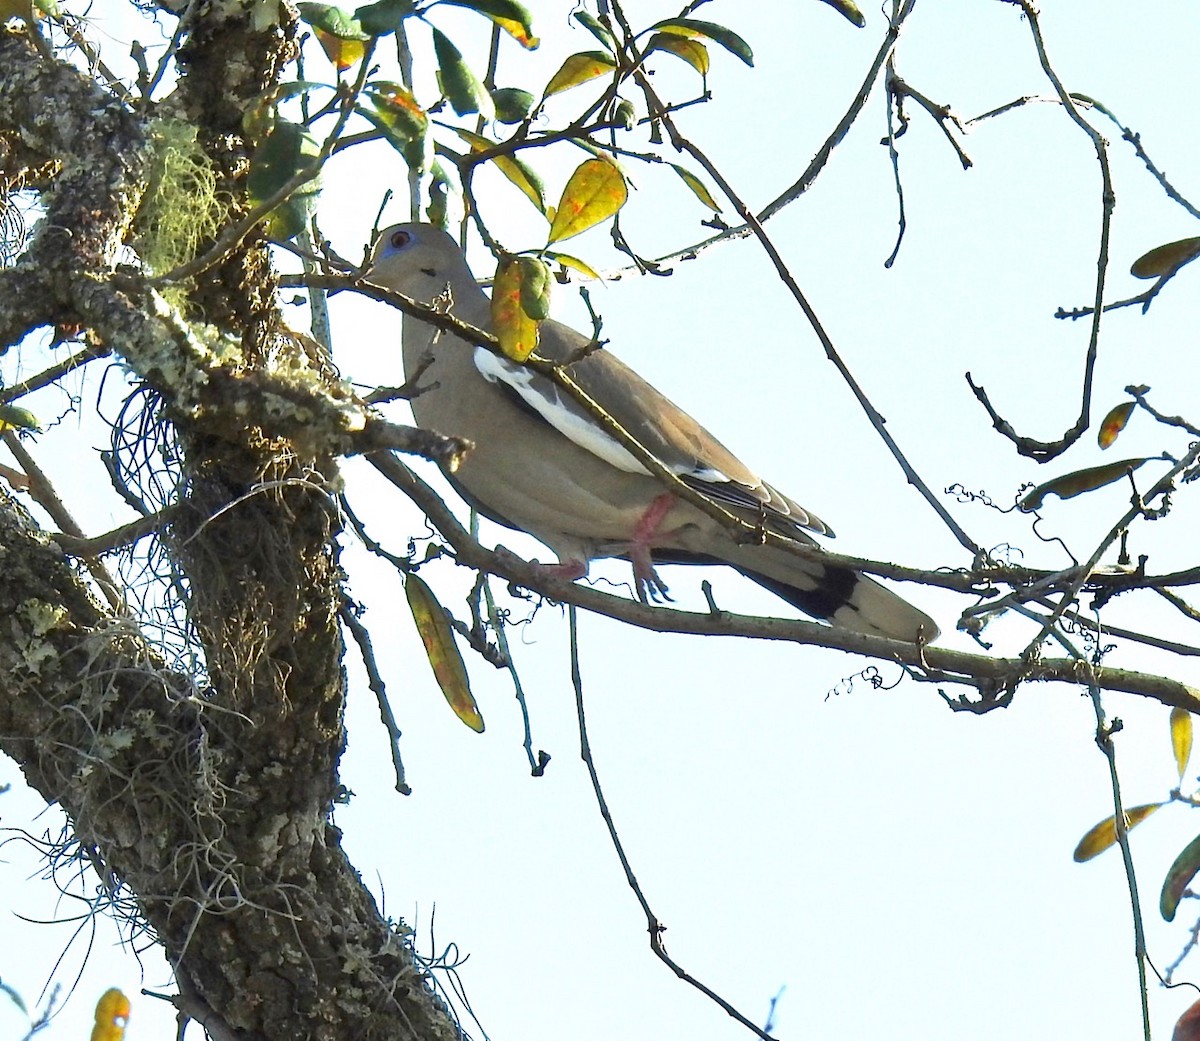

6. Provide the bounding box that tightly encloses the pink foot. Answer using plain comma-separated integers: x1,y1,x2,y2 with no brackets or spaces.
628,494,676,604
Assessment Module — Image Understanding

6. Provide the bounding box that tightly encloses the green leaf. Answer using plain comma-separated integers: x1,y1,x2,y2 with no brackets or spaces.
1018,457,1153,512
452,128,546,213
405,573,484,732
547,158,627,244
1162,832,1200,921
491,86,535,124
1130,235,1200,279
1073,803,1162,862
572,9,615,52
1097,400,1135,449
543,50,618,98
670,163,721,211
613,99,636,130
518,255,552,320
436,0,538,49
426,160,454,228
246,121,323,240
0,404,40,432
354,0,415,36
646,17,752,66
646,32,710,77
491,256,541,361
432,28,493,118
0,979,26,1015
1172,707,1194,781
817,0,866,27
297,3,367,38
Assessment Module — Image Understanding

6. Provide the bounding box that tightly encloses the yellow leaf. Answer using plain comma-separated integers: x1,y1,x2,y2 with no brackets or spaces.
491,256,540,361
314,27,366,70
1173,707,1194,781
0,404,40,432
405,573,484,732
1097,400,1135,449
1018,456,1152,512
545,251,601,281
547,158,627,244
647,17,752,66
1130,235,1200,279
646,32,710,76
1073,803,1162,862
91,988,130,1041
543,50,617,98
451,128,546,214
818,0,866,27
670,163,721,211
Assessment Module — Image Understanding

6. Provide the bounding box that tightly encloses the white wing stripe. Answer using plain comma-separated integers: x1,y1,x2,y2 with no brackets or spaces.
473,347,730,484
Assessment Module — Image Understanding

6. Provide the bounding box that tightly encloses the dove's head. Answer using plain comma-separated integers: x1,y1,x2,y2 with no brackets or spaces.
368,223,479,304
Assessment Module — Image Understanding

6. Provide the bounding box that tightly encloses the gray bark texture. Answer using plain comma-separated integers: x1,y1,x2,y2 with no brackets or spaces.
0,12,461,1041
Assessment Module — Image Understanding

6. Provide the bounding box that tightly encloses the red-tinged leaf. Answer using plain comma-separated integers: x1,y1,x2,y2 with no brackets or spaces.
314,27,367,69
670,162,720,211
543,50,617,98
1097,400,1135,449
646,32,710,76
491,256,540,361
544,250,601,281
1018,456,1152,512
817,0,866,27
91,988,131,1041
547,158,627,244
1073,802,1162,862
451,127,546,213
572,9,615,52
437,0,538,49
1172,707,1194,781
1130,235,1200,279
365,81,428,137
405,573,484,732
363,83,430,169
646,17,752,66
1162,832,1200,920
432,28,493,118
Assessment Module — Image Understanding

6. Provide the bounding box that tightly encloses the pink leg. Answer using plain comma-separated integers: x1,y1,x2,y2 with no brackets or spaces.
628,494,676,604
532,559,587,582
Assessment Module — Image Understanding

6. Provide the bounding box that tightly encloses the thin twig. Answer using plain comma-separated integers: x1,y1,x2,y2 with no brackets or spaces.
568,604,776,1041
341,601,411,796
1084,667,1152,1041
966,1,1114,462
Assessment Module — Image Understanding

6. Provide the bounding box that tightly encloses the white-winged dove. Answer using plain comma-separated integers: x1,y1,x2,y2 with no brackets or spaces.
369,223,938,642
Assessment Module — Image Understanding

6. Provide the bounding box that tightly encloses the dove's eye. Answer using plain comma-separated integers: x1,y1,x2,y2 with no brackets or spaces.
389,229,412,250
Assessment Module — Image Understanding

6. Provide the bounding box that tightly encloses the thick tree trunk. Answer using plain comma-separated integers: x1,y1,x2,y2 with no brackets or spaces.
0,14,460,1041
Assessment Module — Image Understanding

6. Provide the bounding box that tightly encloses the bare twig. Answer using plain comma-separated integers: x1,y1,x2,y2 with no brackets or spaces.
568,603,776,1041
